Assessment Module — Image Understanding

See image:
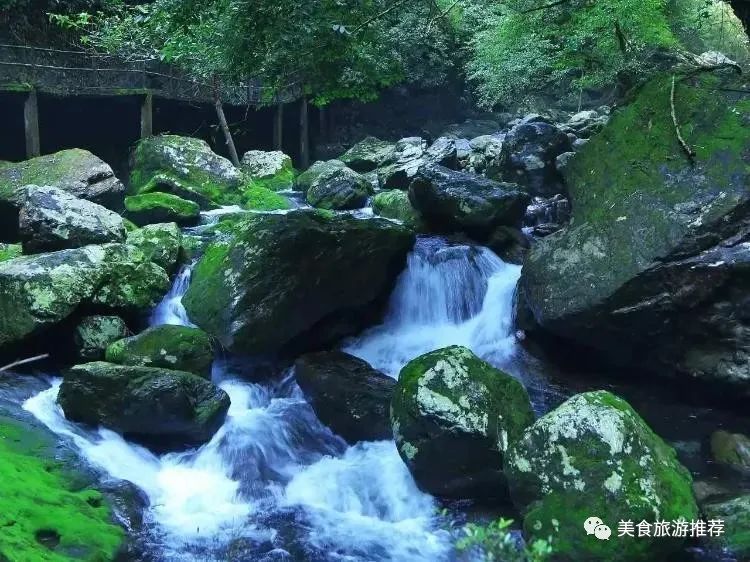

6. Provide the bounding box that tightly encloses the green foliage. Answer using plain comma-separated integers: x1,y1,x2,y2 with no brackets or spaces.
457,518,553,562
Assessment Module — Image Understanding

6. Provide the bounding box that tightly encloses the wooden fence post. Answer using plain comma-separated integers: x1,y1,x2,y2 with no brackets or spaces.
299,97,309,169
24,88,40,158
140,92,153,139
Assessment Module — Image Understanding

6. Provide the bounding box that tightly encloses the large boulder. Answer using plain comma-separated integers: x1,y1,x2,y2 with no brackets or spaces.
506,391,698,562
408,164,530,239
519,72,750,394
703,494,750,560
74,315,129,361
129,135,244,208
105,325,213,378
183,210,414,354
306,166,372,210
240,150,295,191
0,149,124,241
295,160,346,194
391,345,535,499
0,244,169,349
372,189,423,229
124,193,200,227
377,137,427,189
294,351,395,444
19,186,126,253
58,362,230,447
339,136,395,172
125,222,182,272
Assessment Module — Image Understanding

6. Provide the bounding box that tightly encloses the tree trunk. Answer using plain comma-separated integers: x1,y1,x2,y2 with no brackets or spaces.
213,76,240,166
299,96,310,169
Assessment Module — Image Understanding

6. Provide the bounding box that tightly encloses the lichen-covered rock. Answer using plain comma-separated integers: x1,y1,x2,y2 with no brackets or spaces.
0,244,169,349
505,391,698,562
340,136,395,172
0,243,21,262
126,222,182,272
240,150,295,191
519,72,750,393
295,160,346,194
183,210,414,354
105,325,213,378
372,189,423,228
391,345,534,499
58,362,230,447
703,494,750,560
710,430,750,473
377,137,427,189
306,166,372,210
74,315,129,361
129,135,244,208
409,164,530,239
241,183,291,211
294,351,395,444
19,186,126,253
124,193,200,227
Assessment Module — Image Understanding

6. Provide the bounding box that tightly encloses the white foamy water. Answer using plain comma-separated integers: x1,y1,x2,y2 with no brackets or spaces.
150,264,196,327
346,236,522,377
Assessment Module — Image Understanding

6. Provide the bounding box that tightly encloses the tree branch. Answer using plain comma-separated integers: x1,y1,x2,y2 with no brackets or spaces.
351,0,410,34
0,354,49,373
670,74,696,165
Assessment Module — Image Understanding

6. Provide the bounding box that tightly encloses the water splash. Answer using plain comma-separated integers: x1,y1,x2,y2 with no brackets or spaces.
150,265,196,327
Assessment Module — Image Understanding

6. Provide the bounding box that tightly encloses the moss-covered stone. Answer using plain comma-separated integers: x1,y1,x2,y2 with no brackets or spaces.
58,362,230,447
339,136,395,172
129,135,244,208
710,430,750,473
372,189,423,229
520,71,750,390
124,192,200,227
106,325,213,378
183,210,414,354
240,150,296,191
306,166,372,210
295,160,346,194
0,417,124,561
391,345,535,499
74,315,129,361
703,494,750,559
241,182,291,211
0,243,21,262
126,222,182,272
506,391,698,561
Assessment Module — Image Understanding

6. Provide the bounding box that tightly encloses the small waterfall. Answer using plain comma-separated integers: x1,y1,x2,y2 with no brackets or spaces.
346,236,522,377
150,265,195,327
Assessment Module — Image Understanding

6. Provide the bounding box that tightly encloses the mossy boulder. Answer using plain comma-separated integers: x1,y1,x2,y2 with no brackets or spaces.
409,164,530,239
19,185,126,253
391,345,535,499
58,362,230,447
0,417,124,561
0,243,21,262
124,192,200,227
505,390,699,562
519,71,750,392
126,222,182,271
74,315,129,361
710,430,750,473
340,136,395,172
106,325,213,378
295,160,346,193
183,210,414,354
129,135,244,207
306,166,372,210
294,351,395,444
241,183,291,211
0,244,169,349
703,494,750,559
372,189,423,229
240,150,295,191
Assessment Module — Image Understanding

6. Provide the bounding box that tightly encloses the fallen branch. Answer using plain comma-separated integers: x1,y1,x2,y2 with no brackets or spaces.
0,353,49,373
670,74,696,165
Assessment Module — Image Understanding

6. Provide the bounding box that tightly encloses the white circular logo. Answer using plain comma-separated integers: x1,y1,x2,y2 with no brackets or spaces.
584,516,612,540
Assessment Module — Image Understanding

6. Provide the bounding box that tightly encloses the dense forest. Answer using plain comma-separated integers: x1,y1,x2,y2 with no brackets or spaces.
1,0,750,561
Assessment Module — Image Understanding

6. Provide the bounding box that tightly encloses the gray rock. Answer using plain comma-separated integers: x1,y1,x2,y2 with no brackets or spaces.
306,166,372,210
74,315,129,361
339,136,395,172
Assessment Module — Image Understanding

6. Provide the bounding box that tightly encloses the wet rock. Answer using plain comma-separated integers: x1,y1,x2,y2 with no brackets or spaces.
554,151,576,174
506,390,698,562
710,430,750,473
129,135,244,208
240,150,295,191
524,194,571,236
702,494,750,560
295,160,347,194
339,136,395,172
74,315,129,361
0,244,169,349
519,73,750,394
408,164,529,239
19,186,126,253
424,137,458,169
377,137,427,189
372,189,423,229
564,109,609,138
58,362,230,447
124,193,200,227
105,325,213,378
306,166,372,210
487,226,530,265
391,345,534,499
125,222,182,272
183,210,414,354
294,351,395,444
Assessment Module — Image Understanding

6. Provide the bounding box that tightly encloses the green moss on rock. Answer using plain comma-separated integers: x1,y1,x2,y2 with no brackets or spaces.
124,193,200,227
703,494,750,559
242,182,291,211
0,243,22,262
372,189,423,229
240,150,296,191
126,222,182,271
74,315,129,361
